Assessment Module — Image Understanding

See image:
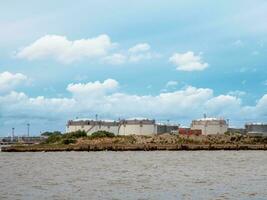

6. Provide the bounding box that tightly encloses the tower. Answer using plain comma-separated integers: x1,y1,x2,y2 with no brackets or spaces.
27,123,30,137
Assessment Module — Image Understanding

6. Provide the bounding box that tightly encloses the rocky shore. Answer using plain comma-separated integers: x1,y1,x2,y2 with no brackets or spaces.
2,143,267,152
1,133,267,152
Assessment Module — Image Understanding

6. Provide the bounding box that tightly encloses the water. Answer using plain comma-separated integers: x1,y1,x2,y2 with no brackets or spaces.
0,151,266,200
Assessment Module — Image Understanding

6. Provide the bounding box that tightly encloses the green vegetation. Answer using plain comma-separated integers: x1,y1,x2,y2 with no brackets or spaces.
43,130,117,144
41,131,62,136
90,131,115,138
45,134,62,144
63,130,87,139
44,130,87,144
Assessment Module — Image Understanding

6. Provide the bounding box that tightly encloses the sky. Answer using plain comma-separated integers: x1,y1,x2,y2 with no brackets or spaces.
1,0,267,136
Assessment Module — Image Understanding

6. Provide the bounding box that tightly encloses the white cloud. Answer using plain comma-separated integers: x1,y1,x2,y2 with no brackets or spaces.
17,36,159,65
67,79,119,97
169,51,209,71
103,53,127,65
128,43,150,53
16,34,115,63
0,91,75,117
2,78,267,132
205,95,242,117
102,43,158,65
0,71,28,93
166,81,178,88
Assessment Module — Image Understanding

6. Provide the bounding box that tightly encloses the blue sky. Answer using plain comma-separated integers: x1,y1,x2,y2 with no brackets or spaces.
1,0,267,136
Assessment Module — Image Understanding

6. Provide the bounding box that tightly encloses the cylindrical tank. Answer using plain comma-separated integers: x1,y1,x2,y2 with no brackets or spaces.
245,123,267,136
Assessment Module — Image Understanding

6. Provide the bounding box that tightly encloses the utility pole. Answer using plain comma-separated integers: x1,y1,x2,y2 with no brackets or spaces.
27,123,30,137
95,114,98,121
12,128,15,141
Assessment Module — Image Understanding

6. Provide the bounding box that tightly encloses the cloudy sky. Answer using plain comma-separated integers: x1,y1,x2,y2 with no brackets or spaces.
1,0,267,136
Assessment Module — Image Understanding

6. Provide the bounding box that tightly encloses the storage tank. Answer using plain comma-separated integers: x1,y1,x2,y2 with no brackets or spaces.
66,119,119,135
245,123,267,136
118,119,157,135
191,118,228,135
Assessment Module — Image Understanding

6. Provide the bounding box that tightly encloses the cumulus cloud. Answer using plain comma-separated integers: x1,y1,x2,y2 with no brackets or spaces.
0,91,75,118
16,34,115,63
102,43,159,65
128,43,150,53
67,79,119,98
17,36,159,65
169,51,208,71
0,71,28,93
1,78,267,134
205,95,242,117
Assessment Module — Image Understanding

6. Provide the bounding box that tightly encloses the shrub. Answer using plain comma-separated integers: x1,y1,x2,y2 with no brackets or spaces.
90,131,115,138
44,130,86,144
45,134,62,144
63,130,87,139
41,131,62,136
62,138,77,144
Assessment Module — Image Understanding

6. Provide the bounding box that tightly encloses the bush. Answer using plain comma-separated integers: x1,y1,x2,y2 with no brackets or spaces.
62,138,77,144
44,130,86,144
90,131,115,138
41,131,62,137
63,130,87,139
45,134,62,144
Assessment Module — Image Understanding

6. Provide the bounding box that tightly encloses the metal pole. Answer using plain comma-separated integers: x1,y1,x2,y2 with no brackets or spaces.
12,128,15,141
27,123,30,137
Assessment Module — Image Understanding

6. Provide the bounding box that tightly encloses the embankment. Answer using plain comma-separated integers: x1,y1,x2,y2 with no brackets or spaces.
1,143,267,152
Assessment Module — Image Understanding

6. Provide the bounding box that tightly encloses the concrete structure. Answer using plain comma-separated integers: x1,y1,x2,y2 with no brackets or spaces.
245,123,267,136
191,118,228,135
66,118,179,136
67,119,119,135
119,119,157,135
157,124,179,135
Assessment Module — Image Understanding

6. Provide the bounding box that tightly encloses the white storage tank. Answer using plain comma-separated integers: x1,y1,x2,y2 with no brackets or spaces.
66,119,119,135
118,119,157,135
245,123,267,136
191,118,228,135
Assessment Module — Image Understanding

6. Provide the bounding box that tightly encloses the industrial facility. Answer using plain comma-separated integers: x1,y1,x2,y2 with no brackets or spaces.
66,118,179,135
190,118,228,135
67,116,267,137
245,123,267,136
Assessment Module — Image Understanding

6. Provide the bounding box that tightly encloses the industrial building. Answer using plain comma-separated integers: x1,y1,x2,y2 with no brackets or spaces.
191,118,228,135
245,123,267,136
157,124,179,135
66,118,179,136
67,119,120,135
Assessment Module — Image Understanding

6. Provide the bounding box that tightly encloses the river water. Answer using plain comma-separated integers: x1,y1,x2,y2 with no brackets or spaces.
0,151,266,200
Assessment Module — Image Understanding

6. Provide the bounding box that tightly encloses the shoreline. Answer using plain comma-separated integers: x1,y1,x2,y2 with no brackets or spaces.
1,143,267,152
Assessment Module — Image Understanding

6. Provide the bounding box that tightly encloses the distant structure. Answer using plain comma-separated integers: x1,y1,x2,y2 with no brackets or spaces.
157,123,179,135
227,127,246,135
66,118,179,135
67,119,120,135
11,128,15,141
245,123,267,136
191,117,228,135
27,123,30,137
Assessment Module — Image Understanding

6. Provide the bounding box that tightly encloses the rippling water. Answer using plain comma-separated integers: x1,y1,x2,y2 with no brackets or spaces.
0,151,267,200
